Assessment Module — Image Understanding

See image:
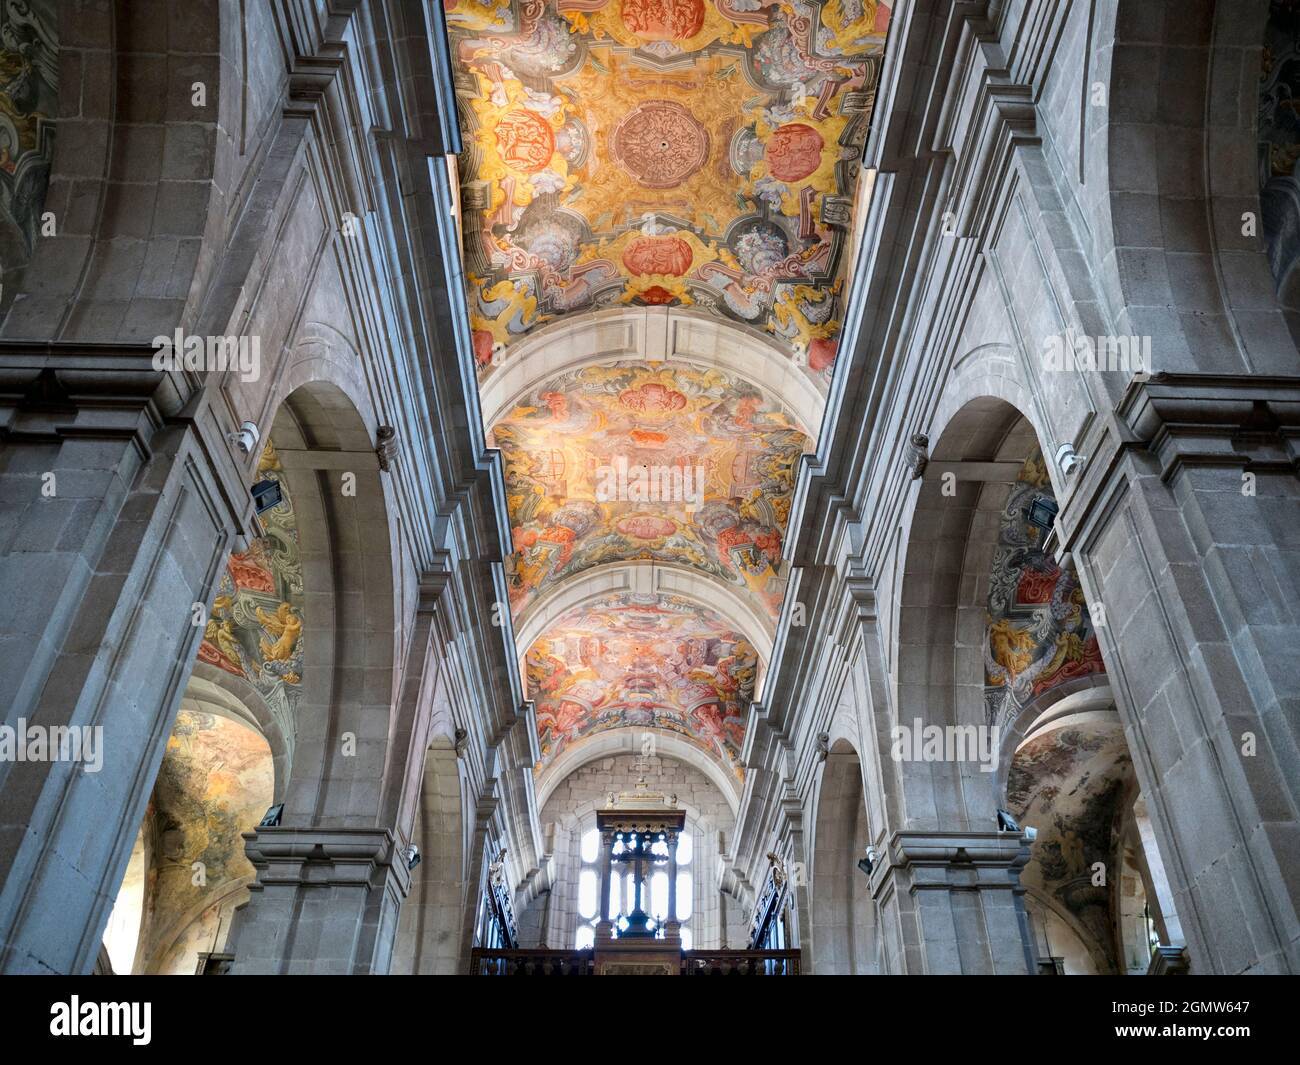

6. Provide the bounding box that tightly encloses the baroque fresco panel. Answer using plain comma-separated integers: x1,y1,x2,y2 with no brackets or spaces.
447,0,891,382
145,711,275,974
527,592,758,772
196,441,304,750
983,449,1105,730
490,360,809,616
1006,722,1132,973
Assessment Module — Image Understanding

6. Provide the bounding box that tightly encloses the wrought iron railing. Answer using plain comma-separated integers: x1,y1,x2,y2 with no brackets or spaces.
681,950,801,975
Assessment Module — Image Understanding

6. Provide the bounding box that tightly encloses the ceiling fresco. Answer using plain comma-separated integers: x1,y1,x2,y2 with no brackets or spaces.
197,441,303,750
526,592,758,771
984,450,1105,729
144,710,275,974
447,0,892,381
489,360,810,618
1007,721,1133,973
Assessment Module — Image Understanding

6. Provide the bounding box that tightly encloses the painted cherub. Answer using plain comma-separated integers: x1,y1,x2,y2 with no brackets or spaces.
256,602,302,663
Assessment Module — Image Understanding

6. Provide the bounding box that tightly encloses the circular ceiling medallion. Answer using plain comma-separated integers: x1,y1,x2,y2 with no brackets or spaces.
620,0,706,41
494,109,555,174
611,101,711,189
765,122,825,183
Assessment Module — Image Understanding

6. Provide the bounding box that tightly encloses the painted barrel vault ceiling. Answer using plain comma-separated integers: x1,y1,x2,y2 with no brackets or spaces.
527,592,758,769
449,0,892,776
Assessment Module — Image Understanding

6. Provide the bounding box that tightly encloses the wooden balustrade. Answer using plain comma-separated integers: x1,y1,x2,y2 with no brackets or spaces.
469,947,801,975
470,948,595,975
680,950,801,975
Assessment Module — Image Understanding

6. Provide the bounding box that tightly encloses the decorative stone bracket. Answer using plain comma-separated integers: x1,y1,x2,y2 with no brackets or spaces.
241,826,411,898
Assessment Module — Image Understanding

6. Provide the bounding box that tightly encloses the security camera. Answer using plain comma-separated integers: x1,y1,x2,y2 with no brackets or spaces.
1024,826,1038,842
1055,442,1084,477
404,844,421,871
229,420,260,455
997,808,1020,833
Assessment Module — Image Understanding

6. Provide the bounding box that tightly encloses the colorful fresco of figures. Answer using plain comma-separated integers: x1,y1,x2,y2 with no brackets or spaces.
446,0,892,382
1006,721,1132,972
490,361,809,616
196,442,304,747
983,449,1106,728
144,710,275,974
0,0,57,265
527,592,757,770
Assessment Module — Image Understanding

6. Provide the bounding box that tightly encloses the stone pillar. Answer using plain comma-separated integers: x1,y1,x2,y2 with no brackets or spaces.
664,829,680,939
0,360,250,974
872,831,1035,975
597,829,615,940
228,828,410,975
1068,377,1300,973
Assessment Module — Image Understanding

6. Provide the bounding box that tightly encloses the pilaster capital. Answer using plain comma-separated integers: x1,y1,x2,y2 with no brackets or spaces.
876,829,1031,892
240,826,411,896
1117,372,1300,480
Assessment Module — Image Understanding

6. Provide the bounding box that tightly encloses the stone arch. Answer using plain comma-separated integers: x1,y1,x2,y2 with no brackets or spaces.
808,738,877,974
478,306,824,438
534,752,737,950
993,680,1116,806
889,395,1040,830
514,560,775,677
534,728,742,816
183,662,291,803
1092,0,1295,371
111,707,275,976
1022,886,1106,975
391,742,469,974
103,667,288,976
1004,703,1136,975
2,0,239,342
264,377,399,828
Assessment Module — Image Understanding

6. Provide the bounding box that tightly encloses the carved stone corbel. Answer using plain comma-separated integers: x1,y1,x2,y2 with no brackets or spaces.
904,431,929,479
375,424,399,472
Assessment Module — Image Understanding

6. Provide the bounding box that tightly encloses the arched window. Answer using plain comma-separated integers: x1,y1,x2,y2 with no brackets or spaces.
574,826,693,949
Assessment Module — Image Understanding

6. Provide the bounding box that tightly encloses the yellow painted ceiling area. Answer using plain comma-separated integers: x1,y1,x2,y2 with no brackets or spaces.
449,0,891,381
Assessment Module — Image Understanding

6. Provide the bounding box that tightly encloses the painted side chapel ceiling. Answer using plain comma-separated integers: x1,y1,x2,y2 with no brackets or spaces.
196,442,304,754
449,0,892,778
448,0,891,380
984,449,1105,731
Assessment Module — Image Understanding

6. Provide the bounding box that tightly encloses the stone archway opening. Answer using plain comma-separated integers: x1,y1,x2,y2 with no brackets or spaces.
809,739,876,974
103,708,274,975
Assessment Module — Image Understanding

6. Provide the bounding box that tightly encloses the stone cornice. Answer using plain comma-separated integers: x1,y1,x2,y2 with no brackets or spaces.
241,826,411,897
0,344,262,539
1117,373,1300,479
872,829,1032,895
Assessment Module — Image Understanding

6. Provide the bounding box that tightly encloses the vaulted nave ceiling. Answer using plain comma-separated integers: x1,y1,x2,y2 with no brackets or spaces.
448,0,892,779
489,361,808,618
449,0,890,379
